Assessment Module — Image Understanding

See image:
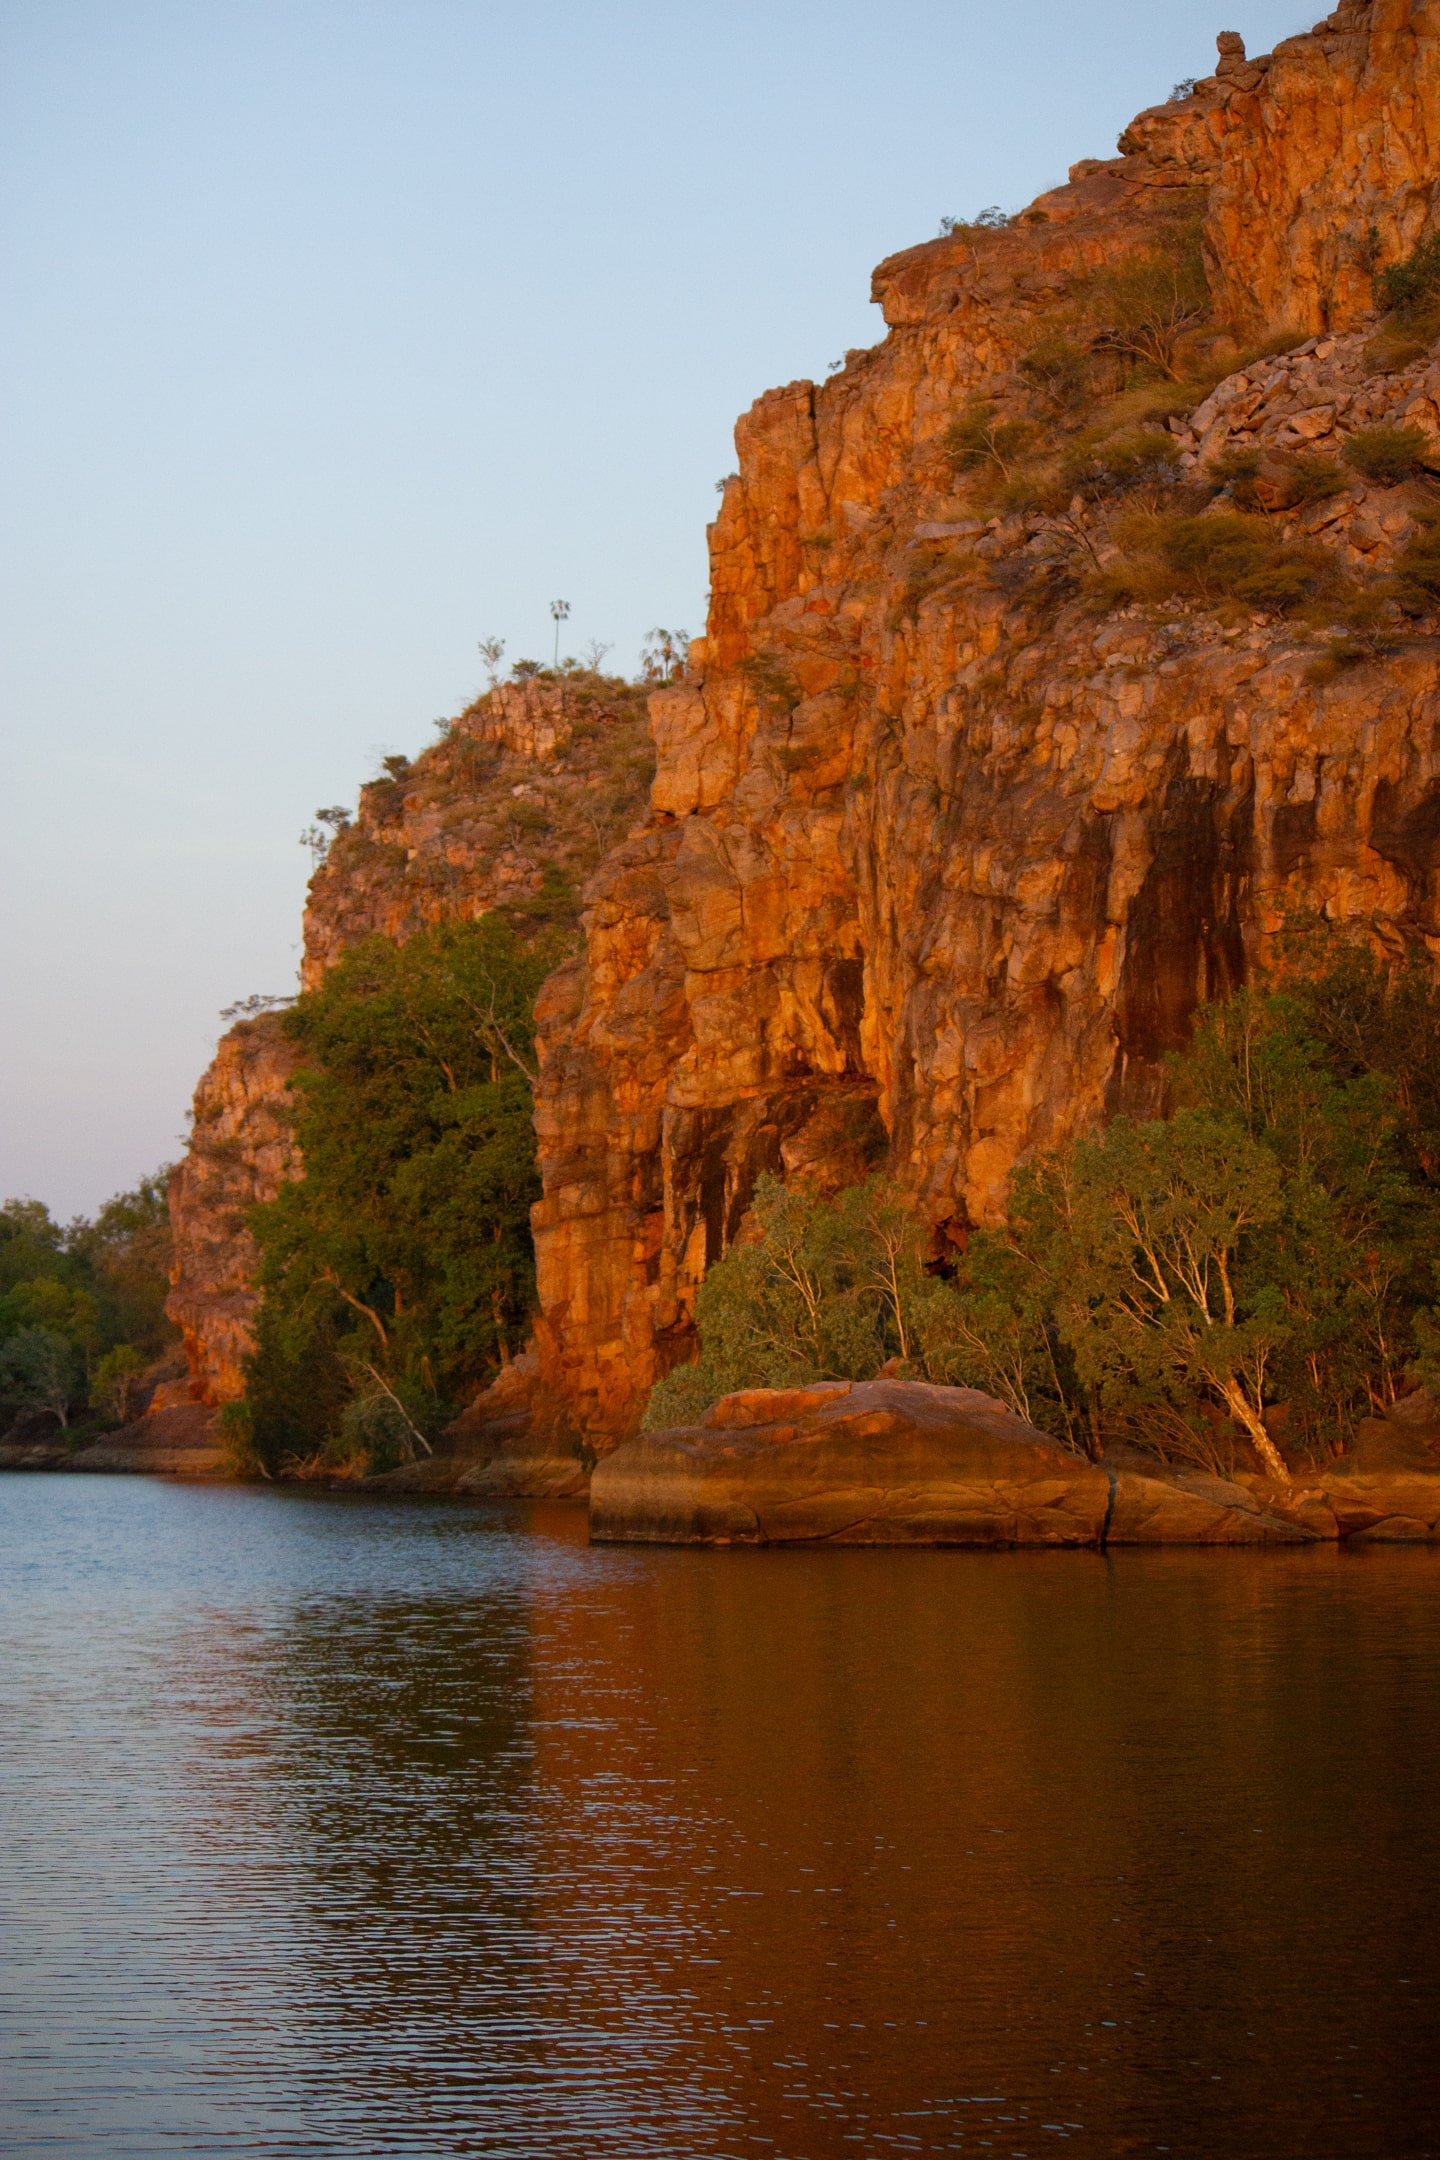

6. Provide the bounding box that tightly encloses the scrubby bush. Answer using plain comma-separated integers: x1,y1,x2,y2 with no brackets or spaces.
1018,336,1090,413
1061,425,1180,503
946,402,1035,481
1393,512,1440,610
1375,233,1440,321
1091,225,1210,381
1093,506,1339,614
1342,425,1432,485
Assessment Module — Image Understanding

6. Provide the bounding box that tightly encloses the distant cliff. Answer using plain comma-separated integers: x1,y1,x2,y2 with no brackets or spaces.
170,0,1440,1449
168,676,653,1402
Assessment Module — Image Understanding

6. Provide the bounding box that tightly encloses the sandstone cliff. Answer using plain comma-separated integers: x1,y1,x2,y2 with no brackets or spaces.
530,0,1440,1445
170,0,1440,1450
167,676,653,1401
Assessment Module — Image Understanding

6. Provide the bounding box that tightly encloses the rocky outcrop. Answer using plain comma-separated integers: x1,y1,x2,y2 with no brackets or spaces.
0,1403,226,1478
589,1382,1114,1546
589,1381,1440,1546
363,1353,588,1497
531,1,1440,1447
166,2,1440,1459
166,1013,301,1403
167,674,654,1407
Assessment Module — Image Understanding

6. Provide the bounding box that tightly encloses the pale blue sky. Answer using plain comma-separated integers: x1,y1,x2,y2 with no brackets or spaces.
2,0,1311,1218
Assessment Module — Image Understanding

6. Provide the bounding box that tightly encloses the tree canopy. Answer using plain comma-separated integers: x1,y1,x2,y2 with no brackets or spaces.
243,915,557,1472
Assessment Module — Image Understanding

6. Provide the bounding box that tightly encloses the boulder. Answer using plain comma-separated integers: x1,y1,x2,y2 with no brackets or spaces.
589,1381,1113,1547
69,1403,228,1478
1105,1467,1316,1544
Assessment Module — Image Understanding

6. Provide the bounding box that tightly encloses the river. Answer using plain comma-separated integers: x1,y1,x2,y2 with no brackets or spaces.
1,1474,1436,2158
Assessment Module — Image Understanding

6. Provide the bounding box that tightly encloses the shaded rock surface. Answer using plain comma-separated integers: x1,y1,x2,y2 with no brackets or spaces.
0,1404,226,1479
590,1382,1440,1547
363,1355,588,1498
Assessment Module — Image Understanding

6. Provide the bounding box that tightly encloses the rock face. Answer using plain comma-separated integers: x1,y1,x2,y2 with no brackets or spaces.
531,0,1440,1447
168,2,1440,1460
0,1403,226,1478
589,1382,1114,1546
167,676,654,1407
589,1381,1440,1547
166,1013,301,1403
364,1353,589,1498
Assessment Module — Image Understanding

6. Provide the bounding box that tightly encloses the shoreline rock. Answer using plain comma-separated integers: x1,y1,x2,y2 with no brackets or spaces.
590,1382,1440,1548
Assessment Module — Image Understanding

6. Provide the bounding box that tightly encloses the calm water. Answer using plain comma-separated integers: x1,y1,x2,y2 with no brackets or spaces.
1,1478,1437,2159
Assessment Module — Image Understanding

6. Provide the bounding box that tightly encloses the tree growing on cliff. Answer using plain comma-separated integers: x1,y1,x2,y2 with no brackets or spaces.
1091,223,1210,381
244,916,557,1470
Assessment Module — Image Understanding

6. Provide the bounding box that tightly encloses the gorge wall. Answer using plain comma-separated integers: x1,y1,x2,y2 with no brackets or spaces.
170,0,1440,1444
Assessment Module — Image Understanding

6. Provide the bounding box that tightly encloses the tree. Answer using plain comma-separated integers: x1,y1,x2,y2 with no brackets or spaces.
91,1344,144,1425
1033,1115,1293,1482
1092,226,1209,380
245,916,560,1469
0,1326,81,1428
640,628,689,684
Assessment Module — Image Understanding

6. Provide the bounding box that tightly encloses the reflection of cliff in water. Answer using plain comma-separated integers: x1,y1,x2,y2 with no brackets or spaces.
147,1497,1440,2158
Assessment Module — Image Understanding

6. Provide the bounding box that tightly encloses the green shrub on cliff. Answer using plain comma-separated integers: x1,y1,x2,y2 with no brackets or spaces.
244,916,555,1472
1342,425,1432,486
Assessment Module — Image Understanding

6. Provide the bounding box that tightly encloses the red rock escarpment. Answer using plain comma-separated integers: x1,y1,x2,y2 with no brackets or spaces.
166,1014,301,1403
531,2,1440,1446
168,677,654,1404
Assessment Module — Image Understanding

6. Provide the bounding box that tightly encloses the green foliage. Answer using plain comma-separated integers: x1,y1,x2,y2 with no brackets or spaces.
0,1176,175,1432
0,1326,83,1429
1287,454,1348,506
946,402,1035,480
1091,225,1210,380
1018,336,1090,413
1342,425,1432,485
1375,233,1440,321
68,1170,175,1357
244,916,554,1471
1094,506,1340,615
1060,426,1180,503
1392,513,1440,611
648,938,1440,1475
642,1175,931,1425
91,1344,144,1426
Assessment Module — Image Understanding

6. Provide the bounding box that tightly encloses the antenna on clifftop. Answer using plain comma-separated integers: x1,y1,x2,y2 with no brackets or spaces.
549,598,571,669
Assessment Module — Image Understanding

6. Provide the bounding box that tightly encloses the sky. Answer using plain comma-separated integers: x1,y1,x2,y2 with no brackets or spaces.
1,0,1313,1220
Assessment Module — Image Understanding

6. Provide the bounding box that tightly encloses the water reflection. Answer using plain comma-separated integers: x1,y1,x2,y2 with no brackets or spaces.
1,1478,1437,2158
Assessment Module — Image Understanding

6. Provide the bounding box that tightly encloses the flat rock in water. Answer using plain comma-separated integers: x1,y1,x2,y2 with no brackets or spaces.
589,1381,1112,1546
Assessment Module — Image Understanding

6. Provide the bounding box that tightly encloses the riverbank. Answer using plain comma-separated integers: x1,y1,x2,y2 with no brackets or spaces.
7,1377,1440,1547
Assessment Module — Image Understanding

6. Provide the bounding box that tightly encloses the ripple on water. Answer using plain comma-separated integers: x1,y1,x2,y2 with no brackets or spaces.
2,1473,1438,2159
